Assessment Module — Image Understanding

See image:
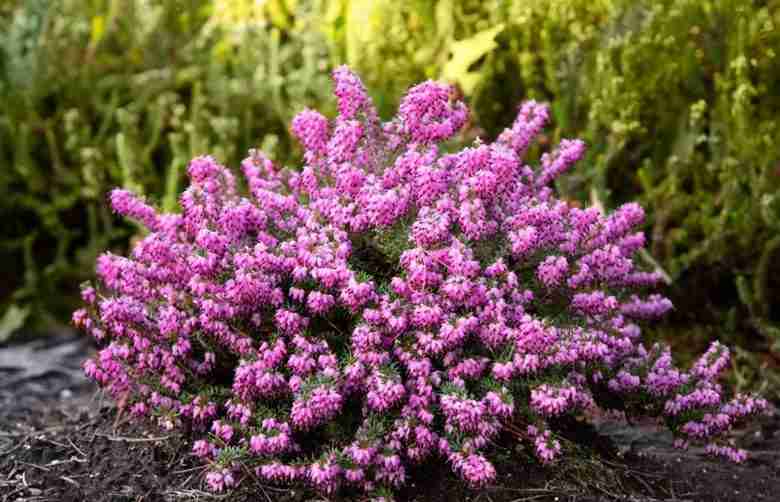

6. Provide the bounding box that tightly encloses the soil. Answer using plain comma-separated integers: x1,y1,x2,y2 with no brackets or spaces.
1,332,779,502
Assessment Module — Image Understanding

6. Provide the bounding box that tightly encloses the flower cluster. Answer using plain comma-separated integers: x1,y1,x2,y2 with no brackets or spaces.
74,66,767,497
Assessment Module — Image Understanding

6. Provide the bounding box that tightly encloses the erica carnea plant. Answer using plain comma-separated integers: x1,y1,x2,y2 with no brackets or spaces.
73,66,767,497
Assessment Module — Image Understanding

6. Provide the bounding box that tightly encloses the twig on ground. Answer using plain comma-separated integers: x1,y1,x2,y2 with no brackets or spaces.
163,488,231,500
94,432,171,442
60,475,81,488
39,437,69,449
17,461,50,472
509,495,555,502
178,472,196,489
67,437,87,458
172,465,207,475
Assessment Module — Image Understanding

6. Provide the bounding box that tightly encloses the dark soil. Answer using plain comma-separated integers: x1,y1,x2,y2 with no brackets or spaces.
2,333,779,502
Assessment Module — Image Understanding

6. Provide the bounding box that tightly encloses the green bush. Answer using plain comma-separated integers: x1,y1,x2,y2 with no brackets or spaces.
322,0,780,350
3,0,779,356
0,0,332,337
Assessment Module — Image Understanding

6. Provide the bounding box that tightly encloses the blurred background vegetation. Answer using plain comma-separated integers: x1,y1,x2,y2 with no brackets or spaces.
1,0,778,393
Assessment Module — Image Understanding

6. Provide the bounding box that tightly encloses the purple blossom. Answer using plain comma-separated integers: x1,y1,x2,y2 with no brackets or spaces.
291,108,329,159
110,189,160,231
205,468,235,492
397,81,468,143
536,256,569,288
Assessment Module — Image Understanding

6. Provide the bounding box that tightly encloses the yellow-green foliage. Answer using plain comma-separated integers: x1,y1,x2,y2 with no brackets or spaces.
0,0,332,334
323,0,780,346
2,0,779,350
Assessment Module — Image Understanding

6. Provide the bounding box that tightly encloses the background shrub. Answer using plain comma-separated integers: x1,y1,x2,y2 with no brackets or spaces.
0,0,332,335
1,0,779,386
321,0,780,352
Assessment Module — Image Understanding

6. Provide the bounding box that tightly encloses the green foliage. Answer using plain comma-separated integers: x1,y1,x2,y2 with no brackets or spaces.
575,0,780,348
322,0,780,348
0,0,332,334
2,0,779,357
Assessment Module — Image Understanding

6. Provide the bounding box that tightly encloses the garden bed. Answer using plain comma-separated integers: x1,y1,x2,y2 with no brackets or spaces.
1,334,779,502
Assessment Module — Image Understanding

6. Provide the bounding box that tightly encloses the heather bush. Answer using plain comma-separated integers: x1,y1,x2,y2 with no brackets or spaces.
74,68,767,497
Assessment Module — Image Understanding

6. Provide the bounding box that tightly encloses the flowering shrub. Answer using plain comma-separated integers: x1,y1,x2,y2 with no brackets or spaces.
73,66,767,497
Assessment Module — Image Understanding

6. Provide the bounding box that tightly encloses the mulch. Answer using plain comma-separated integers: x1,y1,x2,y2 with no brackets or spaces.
1,333,779,502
